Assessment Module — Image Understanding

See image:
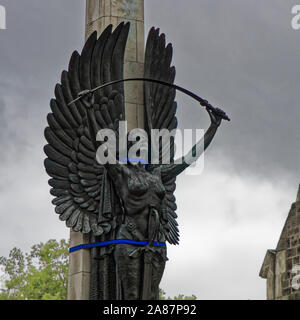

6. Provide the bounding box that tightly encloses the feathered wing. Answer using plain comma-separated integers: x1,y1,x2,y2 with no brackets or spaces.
144,27,179,245
44,22,129,236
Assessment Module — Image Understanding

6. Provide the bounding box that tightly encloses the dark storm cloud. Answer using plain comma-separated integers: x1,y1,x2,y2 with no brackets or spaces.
0,0,85,151
145,0,300,183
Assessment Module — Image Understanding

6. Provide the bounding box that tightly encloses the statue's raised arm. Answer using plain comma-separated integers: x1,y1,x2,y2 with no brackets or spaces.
160,106,226,180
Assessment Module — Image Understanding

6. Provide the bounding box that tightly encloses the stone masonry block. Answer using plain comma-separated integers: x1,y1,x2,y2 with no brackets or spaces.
69,249,91,276
86,0,101,24
67,272,90,300
124,62,144,104
111,0,144,21
125,103,138,131
137,20,144,63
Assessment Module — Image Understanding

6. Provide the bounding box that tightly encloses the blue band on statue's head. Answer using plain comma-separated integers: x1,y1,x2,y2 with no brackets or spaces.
117,158,148,164
69,239,166,253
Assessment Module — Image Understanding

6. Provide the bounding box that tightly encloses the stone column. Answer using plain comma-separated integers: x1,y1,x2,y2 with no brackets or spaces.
67,0,144,300
85,0,145,130
67,231,90,299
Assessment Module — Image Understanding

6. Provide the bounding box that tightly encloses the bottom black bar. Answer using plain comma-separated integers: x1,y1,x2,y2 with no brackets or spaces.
0,300,299,319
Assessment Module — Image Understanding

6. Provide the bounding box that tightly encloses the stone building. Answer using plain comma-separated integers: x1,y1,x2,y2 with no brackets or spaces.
260,186,300,300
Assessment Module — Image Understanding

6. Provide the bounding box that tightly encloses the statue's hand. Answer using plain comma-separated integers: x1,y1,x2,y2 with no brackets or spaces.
206,107,227,127
78,90,95,108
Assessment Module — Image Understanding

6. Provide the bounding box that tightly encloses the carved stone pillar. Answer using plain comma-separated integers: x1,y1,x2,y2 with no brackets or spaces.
67,0,144,300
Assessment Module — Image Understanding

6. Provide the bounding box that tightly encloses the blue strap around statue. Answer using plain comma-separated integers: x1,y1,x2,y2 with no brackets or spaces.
69,239,166,253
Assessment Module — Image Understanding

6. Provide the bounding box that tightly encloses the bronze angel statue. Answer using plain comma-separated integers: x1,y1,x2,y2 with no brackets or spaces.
44,22,228,300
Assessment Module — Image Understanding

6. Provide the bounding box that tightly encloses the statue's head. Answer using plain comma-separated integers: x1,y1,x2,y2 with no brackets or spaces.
117,129,149,166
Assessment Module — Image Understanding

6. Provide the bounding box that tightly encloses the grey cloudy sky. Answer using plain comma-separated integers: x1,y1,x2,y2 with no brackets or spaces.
0,0,300,299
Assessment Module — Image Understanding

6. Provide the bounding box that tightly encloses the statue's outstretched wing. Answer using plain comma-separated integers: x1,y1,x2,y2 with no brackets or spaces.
144,27,179,245
44,23,129,236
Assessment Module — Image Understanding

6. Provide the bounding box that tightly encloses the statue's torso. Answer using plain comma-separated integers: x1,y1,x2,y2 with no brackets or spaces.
111,164,167,241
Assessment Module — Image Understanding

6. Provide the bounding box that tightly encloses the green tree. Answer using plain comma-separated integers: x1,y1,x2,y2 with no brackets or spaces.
0,239,69,300
159,288,196,300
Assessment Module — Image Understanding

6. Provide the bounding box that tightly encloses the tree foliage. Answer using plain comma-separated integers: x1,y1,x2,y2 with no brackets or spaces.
159,288,196,300
0,239,68,300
